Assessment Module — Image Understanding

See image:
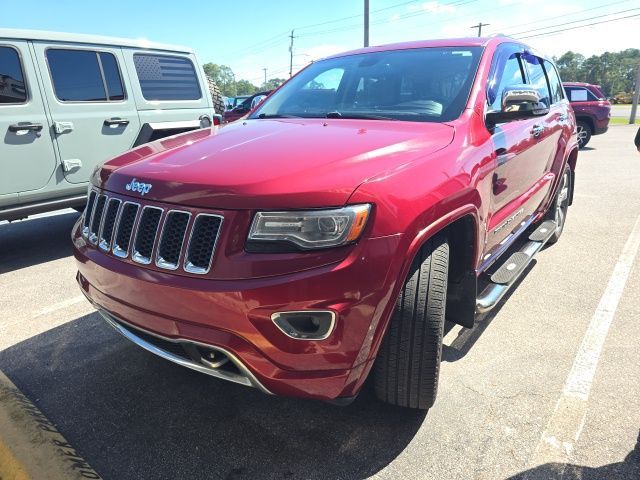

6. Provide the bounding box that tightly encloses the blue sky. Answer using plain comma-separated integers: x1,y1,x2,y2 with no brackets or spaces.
2,0,638,84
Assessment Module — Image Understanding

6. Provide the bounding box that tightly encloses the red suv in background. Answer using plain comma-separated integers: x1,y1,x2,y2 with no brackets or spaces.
73,37,578,410
223,90,272,123
563,82,611,148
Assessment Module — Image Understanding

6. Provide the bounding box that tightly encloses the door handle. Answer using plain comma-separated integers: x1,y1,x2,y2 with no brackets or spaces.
530,125,544,138
9,122,43,133
104,118,130,127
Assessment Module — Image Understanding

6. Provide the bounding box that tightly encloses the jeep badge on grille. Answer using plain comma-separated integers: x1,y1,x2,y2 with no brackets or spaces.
125,178,152,196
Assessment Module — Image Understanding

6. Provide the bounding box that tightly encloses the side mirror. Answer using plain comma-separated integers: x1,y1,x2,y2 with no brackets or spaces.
486,85,549,125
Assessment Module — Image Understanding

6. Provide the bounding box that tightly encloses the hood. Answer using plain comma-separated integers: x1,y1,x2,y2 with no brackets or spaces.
97,118,455,210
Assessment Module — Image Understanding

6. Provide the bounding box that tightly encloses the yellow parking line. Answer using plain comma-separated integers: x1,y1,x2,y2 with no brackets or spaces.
0,370,102,480
0,436,30,480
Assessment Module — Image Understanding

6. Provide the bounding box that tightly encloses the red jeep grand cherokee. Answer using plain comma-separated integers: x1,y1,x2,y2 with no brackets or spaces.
563,82,611,148
73,37,578,409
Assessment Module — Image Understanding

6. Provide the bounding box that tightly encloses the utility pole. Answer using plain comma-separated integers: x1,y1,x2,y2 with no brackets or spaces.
262,68,267,87
630,63,640,124
288,30,295,78
364,0,370,47
470,22,490,37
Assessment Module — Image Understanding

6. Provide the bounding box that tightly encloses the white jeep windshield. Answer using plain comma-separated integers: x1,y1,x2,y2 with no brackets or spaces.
251,46,483,123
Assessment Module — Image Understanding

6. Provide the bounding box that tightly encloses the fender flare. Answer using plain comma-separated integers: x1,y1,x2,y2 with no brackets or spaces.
372,202,481,360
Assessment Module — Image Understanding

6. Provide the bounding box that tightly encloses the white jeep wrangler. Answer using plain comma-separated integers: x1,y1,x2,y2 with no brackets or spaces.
0,29,222,221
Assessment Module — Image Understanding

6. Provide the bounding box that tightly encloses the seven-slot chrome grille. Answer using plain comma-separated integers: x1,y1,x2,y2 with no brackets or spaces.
82,189,223,274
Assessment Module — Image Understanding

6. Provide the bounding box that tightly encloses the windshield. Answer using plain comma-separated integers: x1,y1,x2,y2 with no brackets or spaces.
251,46,483,123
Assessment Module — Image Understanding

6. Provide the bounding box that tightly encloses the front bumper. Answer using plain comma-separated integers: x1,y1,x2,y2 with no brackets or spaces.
97,307,272,393
594,123,609,135
73,220,402,400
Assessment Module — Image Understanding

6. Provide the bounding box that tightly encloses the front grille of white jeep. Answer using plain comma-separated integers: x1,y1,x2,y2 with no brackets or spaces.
82,189,223,274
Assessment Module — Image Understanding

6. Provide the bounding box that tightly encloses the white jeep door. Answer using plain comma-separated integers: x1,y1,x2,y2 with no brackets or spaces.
0,41,57,198
32,43,141,184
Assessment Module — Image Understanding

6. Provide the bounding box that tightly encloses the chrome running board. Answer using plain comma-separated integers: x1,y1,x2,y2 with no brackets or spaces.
476,220,557,314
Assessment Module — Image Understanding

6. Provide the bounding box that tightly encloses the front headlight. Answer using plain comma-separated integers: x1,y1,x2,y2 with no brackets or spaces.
247,204,371,251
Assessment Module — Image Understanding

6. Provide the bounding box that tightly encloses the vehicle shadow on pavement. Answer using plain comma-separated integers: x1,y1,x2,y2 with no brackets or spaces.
507,432,640,479
0,211,80,274
0,313,426,480
442,262,536,363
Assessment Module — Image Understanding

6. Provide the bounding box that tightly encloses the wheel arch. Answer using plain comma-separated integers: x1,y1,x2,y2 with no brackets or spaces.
392,204,482,333
566,147,578,205
575,115,594,133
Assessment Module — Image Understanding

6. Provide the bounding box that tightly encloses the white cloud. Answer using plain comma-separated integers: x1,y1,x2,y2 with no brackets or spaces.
408,1,456,14
541,3,580,16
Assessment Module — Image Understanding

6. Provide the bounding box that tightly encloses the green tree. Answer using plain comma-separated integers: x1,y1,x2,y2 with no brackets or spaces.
203,63,237,97
234,79,259,96
263,78,286,90
555,51,586,83
555,49,640,98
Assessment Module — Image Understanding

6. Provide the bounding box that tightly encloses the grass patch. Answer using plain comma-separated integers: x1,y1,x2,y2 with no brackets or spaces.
609,117,640,125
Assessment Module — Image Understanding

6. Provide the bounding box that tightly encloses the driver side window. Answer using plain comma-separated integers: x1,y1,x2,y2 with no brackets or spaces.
302,68,344,91
488,52,525,112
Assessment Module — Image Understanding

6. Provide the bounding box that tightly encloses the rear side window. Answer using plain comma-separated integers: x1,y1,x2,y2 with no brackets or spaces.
565,86,598,102
133,54,201,101
543,60,564,104
47,49,125,102
522,55,550,107
0,46,27,104
99,52,125,101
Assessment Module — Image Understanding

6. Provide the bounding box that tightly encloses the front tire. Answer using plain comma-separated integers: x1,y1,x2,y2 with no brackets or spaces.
373,234,449,410
545,166,571,245
576,121,592,149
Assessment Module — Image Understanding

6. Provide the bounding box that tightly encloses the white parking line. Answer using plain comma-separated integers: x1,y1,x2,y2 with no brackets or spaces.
530,214,640,468
33,295,85,318
0,208,77,225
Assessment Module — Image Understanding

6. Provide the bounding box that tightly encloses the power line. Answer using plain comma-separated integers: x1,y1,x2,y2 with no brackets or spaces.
297,0,479,38
518,12,640,39
295,0,421,31
219,31,290,59
508,7,640,37
227,0,639,84
485,0,635,35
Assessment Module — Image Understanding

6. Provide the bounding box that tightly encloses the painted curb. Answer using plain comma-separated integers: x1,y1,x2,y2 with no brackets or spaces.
0,371,102,480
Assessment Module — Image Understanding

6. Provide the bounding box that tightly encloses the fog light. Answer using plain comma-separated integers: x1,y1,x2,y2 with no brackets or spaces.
271,311,336,340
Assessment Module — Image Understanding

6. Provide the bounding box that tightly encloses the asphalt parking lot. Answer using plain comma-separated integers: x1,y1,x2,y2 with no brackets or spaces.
1,125,639,480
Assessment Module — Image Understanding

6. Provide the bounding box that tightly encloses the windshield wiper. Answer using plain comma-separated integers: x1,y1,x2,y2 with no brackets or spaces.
257,113,301,119
325,111,396,121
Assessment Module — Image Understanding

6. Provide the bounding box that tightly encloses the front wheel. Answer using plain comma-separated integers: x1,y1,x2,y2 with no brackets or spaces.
545,166,571,245
373,234,449,410
576,121,592,149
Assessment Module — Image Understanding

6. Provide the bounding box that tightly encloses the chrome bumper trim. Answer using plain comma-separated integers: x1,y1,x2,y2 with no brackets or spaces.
96,309,272,395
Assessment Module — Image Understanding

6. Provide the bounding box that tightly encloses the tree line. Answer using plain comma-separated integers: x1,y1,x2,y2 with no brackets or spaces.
203,63,286,97
555,49,639,100
205,48,640,101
